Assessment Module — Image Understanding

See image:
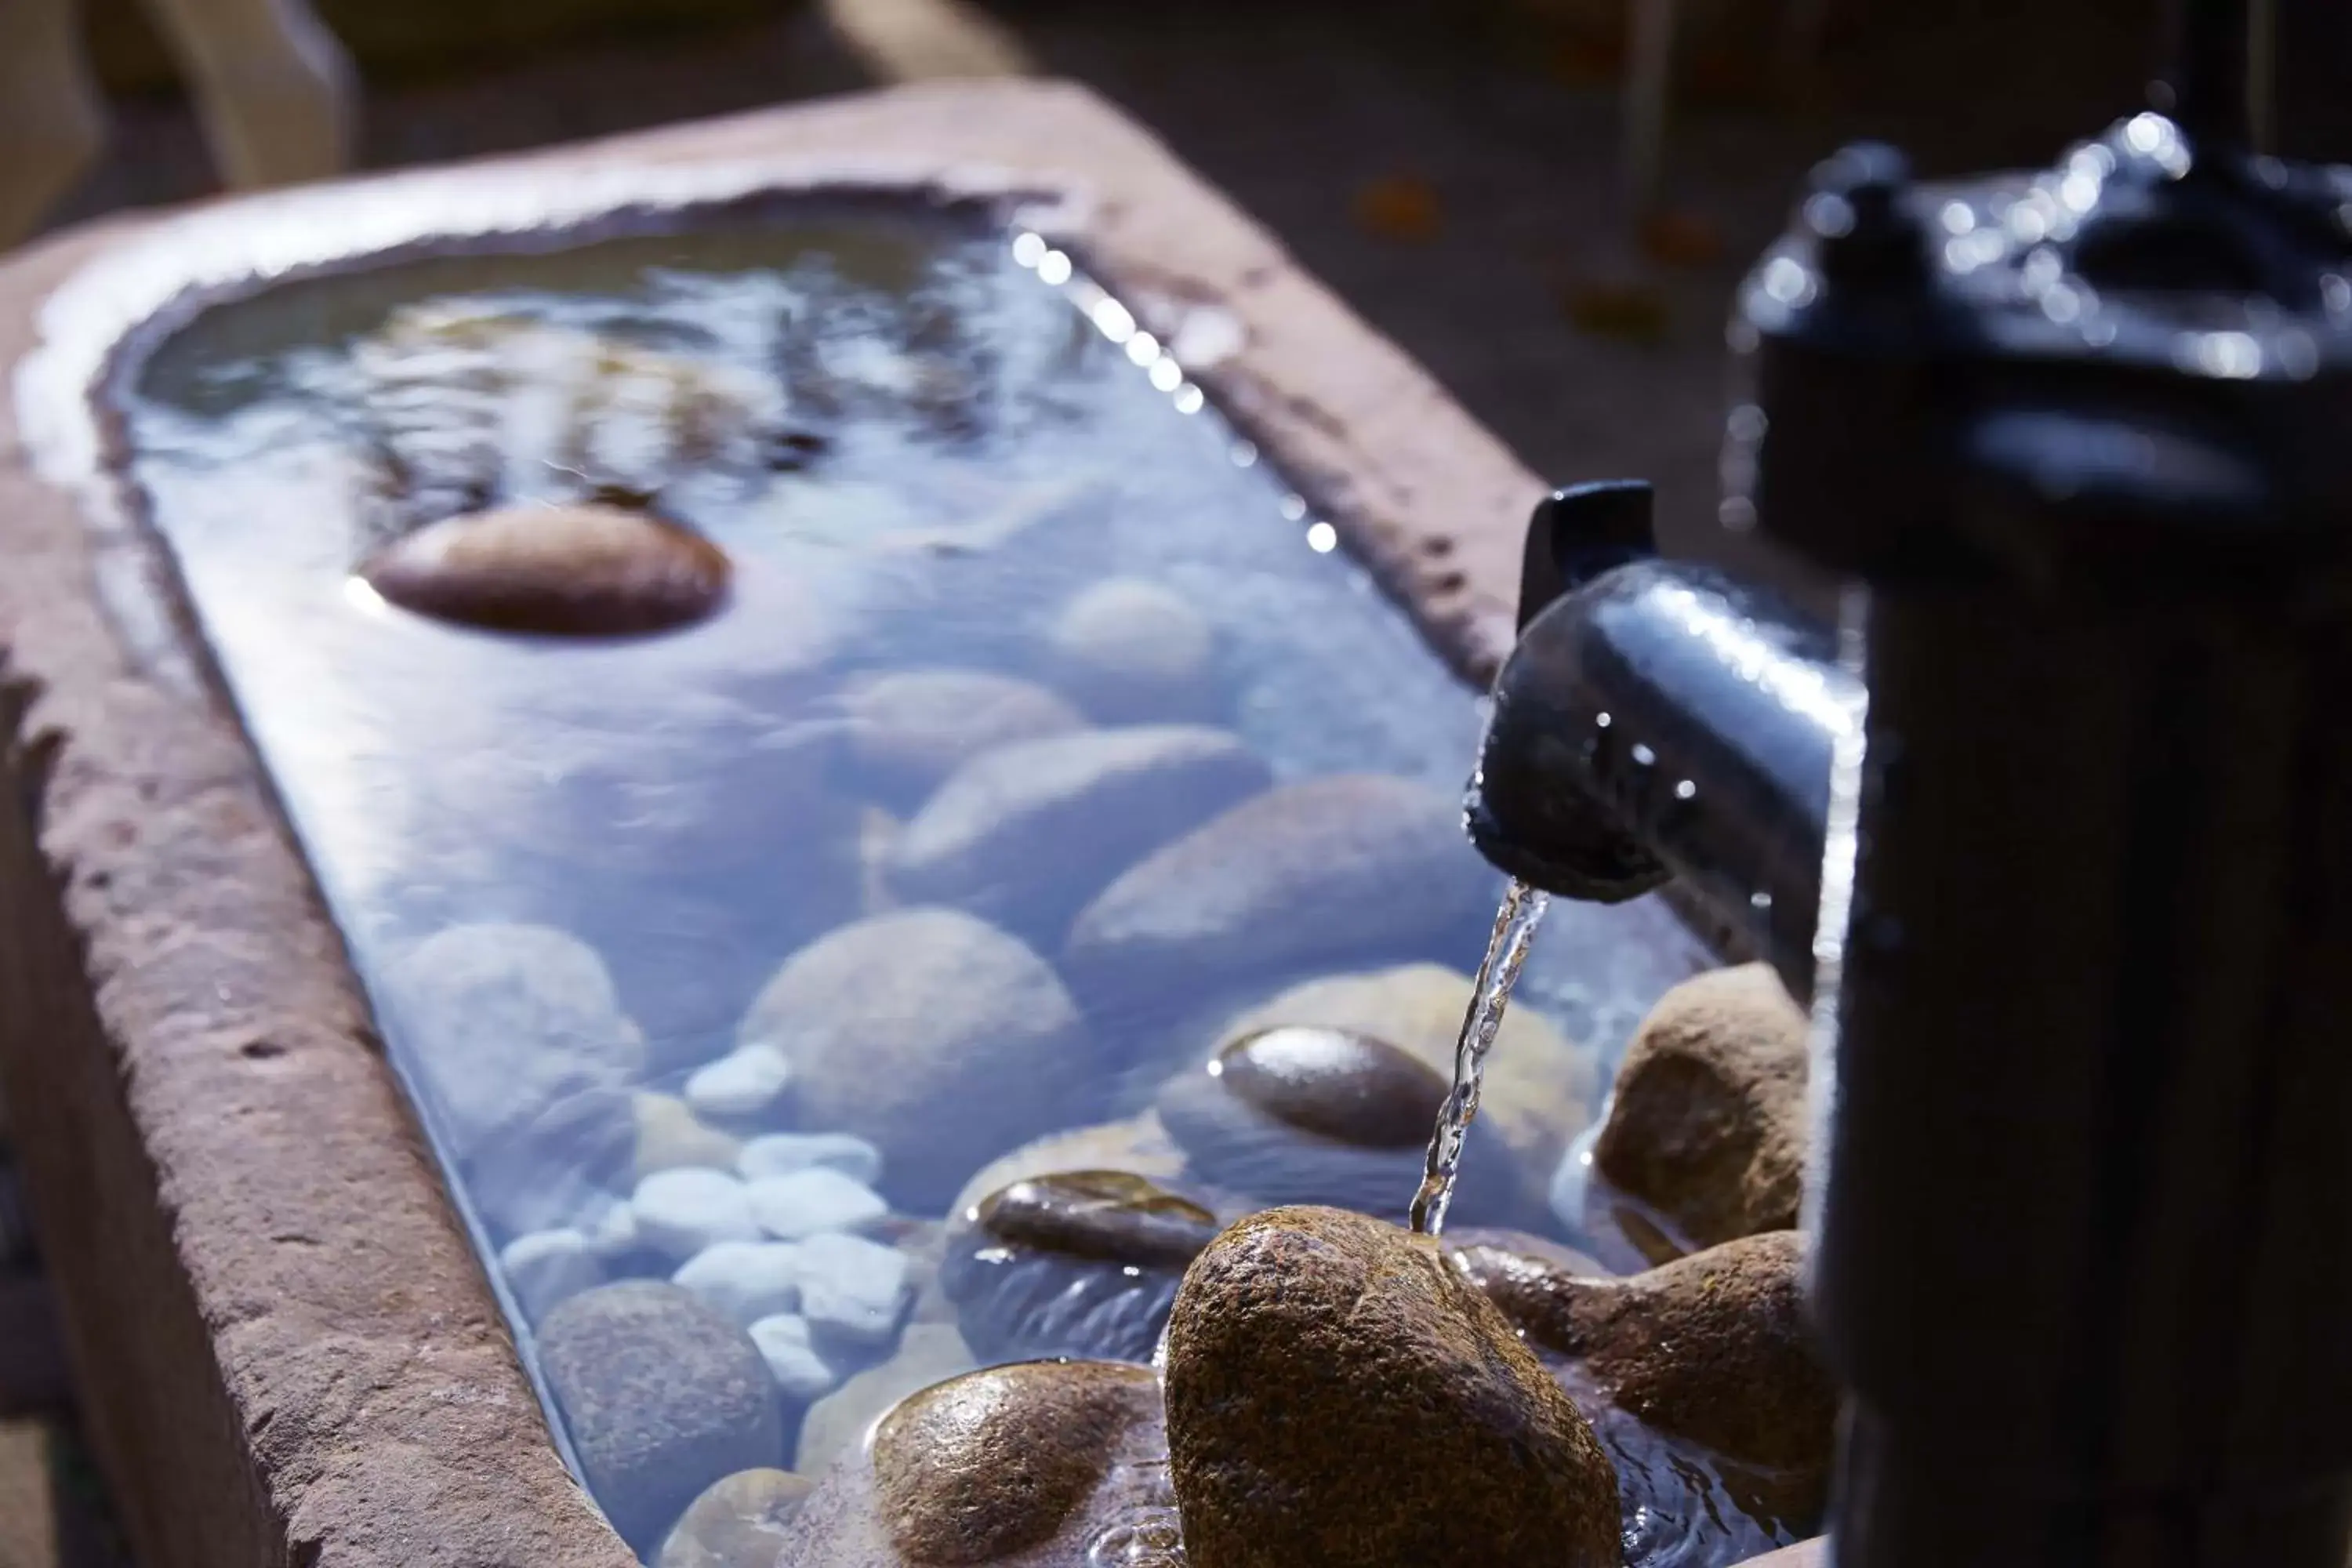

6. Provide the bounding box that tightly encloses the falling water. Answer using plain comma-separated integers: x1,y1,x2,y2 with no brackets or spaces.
1409,878,1552,1236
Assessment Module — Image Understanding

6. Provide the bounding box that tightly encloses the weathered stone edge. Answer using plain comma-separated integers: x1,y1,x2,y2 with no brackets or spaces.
0,79,1553,1568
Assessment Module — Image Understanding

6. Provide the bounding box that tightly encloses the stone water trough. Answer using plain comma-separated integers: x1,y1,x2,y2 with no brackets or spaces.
0,80,1828,1568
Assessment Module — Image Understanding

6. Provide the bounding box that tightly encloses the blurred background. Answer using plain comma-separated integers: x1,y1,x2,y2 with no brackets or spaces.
2,1,2346,1563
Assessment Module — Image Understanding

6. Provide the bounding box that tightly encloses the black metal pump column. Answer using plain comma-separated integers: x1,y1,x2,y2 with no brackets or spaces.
1462,1,2352,1562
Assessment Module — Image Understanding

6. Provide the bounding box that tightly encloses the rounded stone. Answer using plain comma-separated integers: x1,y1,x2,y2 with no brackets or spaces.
1046,578,1220,724
672,1241,803,1327
636,1093,747,1181
499,1229,605,1324
359,501,731,637
1592,964,1811,1249
947,1114,1189,1228
1456,1229,1835,1478
794,1322,978,1478
537,1282,786,1553
737,909,1092,1211
1063,776,1497,1008
1211,962,1599,1175
739,1132,884,1188
749,1168,891,1242
887,725,1271,942
1212,1026,1446,1148
837,667,1086,807
633,1169,760,1261
797,1232,915,1354
939,1171,1218,1365
873,1361,1162,1563
748,1314,842,1405
655,1467,818,1568
1163,1206,1619,1568
685,1045,795,1123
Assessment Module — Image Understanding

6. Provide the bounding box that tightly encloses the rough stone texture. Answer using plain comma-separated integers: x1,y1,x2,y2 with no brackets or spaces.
737,909,1091,1213
537,1282,786,1553
0,78,1586,1568
1163,1206,1619,1568
778,1359,1178,1568
1592,964,1812,1250
1458,1229,1835,1477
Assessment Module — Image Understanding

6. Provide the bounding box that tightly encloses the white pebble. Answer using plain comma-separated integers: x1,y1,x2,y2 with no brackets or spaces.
576,1194,641,1261
684,1044,794,1120
673,1240,804,1326
631,1167,759,1259
738,1131,884,1186
797,1232,913,1351
499,1229,604,1323
749,1167,891,1241
749,1312,841,1403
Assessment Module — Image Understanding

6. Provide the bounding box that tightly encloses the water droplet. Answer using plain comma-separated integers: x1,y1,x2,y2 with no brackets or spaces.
1038,250,1074,285
1305,521,1338,553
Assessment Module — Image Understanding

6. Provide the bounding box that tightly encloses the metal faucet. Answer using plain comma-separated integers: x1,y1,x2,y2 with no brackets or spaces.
1463,2,2352,1563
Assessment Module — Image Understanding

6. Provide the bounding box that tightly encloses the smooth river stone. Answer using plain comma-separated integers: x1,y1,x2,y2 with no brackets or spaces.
384,921,645,1165
655,1468,818,1568
684,1044,795,1123
749,1313,843,1404
940,1171,1220,1365
1590,964,1811,1252
739,1132,885,1187
837,666,1086,807
538,1282,785,1553
499,1229,605,1324
798,1232,913,1353
749,1168,891,1240
1211,1025,1444,1148
672,1240,803,1327
1063,775,1497,1007
737,909,1092,1211
1047,578,1220,724
794,1323,978,1479
1163,1207,1619,1568
887,725,1271,942
633,1169,760,1261
359,500,732,637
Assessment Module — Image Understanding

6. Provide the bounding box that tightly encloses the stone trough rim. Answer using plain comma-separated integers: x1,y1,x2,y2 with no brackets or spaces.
0,77,1726,1568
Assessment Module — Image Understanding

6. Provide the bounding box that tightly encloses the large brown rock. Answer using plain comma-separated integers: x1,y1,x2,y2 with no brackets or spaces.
359,501,732,637
1456,1229,1835,1477
1592,964,1811,1250
1163,1206,1619,1568
738,909,1091,1211
778,1359,1179,1567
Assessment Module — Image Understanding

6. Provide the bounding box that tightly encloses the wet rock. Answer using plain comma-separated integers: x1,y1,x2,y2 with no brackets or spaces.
636,1092,748,1181
538,1281,786,1552
1153,1028,1541,1229
360,501,732,637
838,667,1086,807
739,1132,885,1188
947,1114,1189,1226
656,1468,818,1568
940,1171,1218,1366
888,726,1271,941
1064,776,1497,1007
685,1044,795,1123
500,1229,604,1323
1164,1206,1619,1568
750,1168,891,1241
738,909,1092,1211
750,1313,842,1405
799,1232,914,1354
1047,579,1219,724
673,1240,804,1327
779,1359,1176,1568
794,1322,977,1478
634,1168,760,1261
1215,962,1599,1174
1457,1229,1835,1479
385,922,646,1164
1592,964,1812,1250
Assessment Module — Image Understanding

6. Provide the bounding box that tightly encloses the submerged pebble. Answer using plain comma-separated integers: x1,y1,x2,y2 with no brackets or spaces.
749,1168,891,1241
636,1092,748,1180
838,666,1086,807
798,1231,914,1353
359,501,732,637
684,1044,795,1123
1047,578,1220,724
748,1313,842,1404
655,1468,818,1568
673,1240,803,1327
538,1281,784,1553
633,1168,760,1261
1155,1027,1539,1228
500,1228,605,1323
940,1170,1219,1365
739,1132,885,1187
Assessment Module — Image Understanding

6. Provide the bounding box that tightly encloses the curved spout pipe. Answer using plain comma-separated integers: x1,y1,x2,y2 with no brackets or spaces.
1467,557,1861,1002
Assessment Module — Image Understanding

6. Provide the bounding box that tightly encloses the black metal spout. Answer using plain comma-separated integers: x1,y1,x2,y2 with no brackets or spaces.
1468,484,1860,1001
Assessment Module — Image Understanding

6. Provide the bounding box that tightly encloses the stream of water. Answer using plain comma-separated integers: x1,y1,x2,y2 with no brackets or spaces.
1410,878,1553,1236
